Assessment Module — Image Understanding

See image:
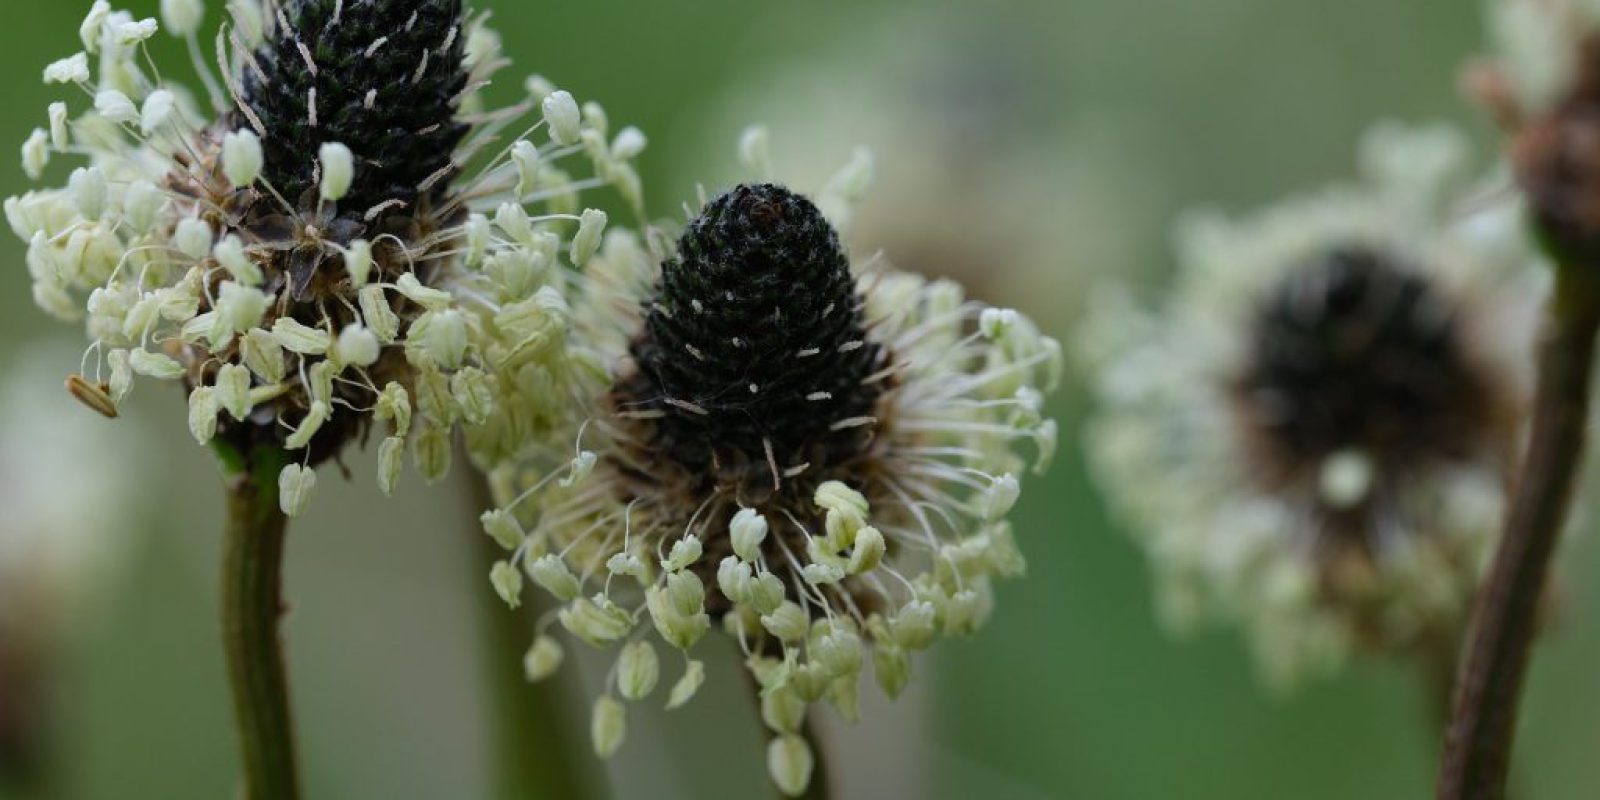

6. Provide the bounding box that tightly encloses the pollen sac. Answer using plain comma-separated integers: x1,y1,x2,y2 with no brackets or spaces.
1233,247,1505,505
236,0,469,217
621,184,884,495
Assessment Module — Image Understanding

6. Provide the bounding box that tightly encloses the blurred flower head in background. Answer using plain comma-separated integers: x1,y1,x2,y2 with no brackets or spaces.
478,175,1060,795
7,0,643,514
1476,0,1600,264
1079,122,1549,688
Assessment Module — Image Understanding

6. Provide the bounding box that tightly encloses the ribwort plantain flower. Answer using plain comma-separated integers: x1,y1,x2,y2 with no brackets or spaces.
1080,123,1548,688
1475,0,1600,264
9,0,645,511
481,181,1059,795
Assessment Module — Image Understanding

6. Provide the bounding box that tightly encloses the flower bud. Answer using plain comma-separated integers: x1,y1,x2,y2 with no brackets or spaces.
718,556,753,605
318,142,354,202
848,526,886,574
761,602,809,643
617,641,660,700
606,551,644,578
44,53,90,85
560,595,634,646
814,627,863,678
336,324,381,368
214,235,262,284
873,645,911,699
591,696,625,758
641,582,707,650
94,90,138,125
358,285,400,342
413,425,451,483
767,735,814,797
527,554,580,601
187,386,218,444
242,329,286,383
761,686,806,734
284,401,329,450
222,129,263,187
375,382,412,436
661,535,702,572
495,202,534,246
343,240,372,287
160,0,203,36
981,474,1021,520
271,318,331,354
490,560,523,609
112,18,158,46
217,282,269,334
450,367,494,426
107,349,133,404
463,214,491,265
480,509,525,551
130,348,184,379
511,139,540,199
980,307,1020,340
125,180,165,232
666,660,705,710
69,167,107,220
377,436,404,496
890,600,937,650
749,571,786,616
395,272,454,311
739,125,771,176
611,127,647,161
215,363,253,420
278,464,316,517
140,90,175,136
730,507,768,562
21,130,48,180
571,208,606,266
542,90,582,146
79,4,111,52
523,636,564,682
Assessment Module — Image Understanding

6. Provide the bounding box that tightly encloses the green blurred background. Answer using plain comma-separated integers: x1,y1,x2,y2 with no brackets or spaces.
3,0,1598,798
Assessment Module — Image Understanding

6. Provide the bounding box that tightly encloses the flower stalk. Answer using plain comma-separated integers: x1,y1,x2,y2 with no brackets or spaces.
463,467,597,800
215,442,300,800
1437,264,1600,800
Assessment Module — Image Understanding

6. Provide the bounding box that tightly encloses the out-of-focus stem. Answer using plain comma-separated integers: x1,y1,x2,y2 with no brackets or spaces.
461,466,596,800
1437,266,1600,800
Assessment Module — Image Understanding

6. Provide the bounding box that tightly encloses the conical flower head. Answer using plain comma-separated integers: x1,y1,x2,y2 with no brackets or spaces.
1080,122,1547,687
623,183,883,495
1234,246,1511,510
10,2,647,512
489,175,1060,796
237,0,469,218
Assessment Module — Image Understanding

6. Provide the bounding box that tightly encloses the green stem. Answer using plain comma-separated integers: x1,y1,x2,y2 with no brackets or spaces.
217,444,300,800
1437,266,1600,800
461,467,596,800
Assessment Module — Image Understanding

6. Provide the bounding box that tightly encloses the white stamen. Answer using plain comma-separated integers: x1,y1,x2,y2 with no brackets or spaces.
829,416,877,431
664,398,709,416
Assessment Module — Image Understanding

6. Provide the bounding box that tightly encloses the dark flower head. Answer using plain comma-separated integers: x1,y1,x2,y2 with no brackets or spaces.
485,180,1060,795
10,1,646,514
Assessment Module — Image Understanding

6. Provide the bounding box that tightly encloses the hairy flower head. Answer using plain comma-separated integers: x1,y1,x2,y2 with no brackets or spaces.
481,178,1059,795
1079,122,1548,687
9,1,645,511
